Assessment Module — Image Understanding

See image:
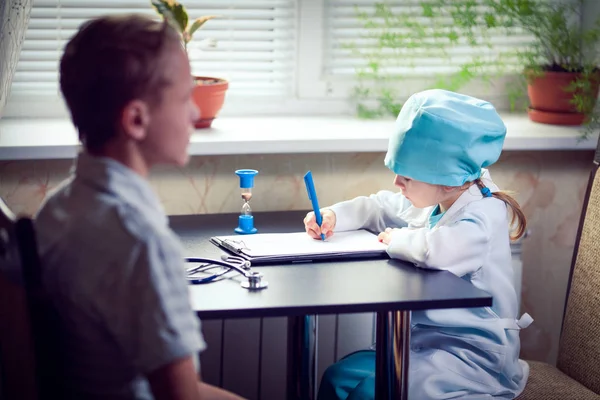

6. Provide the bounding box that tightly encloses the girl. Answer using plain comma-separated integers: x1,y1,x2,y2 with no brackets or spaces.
304,89,533,399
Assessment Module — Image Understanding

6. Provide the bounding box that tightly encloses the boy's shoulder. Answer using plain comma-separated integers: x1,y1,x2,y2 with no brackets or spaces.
36,174,184,310
36,174,172,256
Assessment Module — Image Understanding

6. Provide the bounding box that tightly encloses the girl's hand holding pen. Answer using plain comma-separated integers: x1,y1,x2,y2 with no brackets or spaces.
304,209,336,240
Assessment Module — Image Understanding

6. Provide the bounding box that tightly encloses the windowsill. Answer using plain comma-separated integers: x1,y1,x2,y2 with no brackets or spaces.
0,114,597,161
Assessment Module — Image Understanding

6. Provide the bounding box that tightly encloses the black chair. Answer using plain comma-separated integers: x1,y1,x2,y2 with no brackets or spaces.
0,198,54,400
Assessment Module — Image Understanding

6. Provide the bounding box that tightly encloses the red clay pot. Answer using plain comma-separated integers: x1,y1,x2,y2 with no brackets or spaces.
192,76,229,129
526,70,600,125
526,108,586,125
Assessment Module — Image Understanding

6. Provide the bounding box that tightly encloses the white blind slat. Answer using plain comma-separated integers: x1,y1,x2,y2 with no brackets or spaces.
325,0,534,78
12,0,296,98
34,0,293,7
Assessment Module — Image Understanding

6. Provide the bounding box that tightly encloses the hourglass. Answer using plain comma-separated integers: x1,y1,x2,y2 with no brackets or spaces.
234,169,258,234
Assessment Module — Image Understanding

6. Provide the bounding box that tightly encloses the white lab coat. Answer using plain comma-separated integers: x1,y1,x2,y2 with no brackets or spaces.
327,169,532,399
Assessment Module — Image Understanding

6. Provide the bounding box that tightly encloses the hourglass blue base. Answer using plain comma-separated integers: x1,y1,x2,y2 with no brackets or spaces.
235,215,257,234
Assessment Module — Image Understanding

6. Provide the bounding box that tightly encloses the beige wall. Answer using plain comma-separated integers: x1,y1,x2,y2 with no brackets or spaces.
0,149,593,365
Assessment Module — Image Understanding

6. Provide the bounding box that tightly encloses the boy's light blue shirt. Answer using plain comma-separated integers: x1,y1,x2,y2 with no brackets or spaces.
35,153,206,399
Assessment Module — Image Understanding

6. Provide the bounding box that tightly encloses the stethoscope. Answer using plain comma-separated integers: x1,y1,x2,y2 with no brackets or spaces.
185,254,268,290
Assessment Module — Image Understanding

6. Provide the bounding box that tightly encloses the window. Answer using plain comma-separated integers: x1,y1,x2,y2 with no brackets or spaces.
5,0,298,117
317,0,534,108
5,0,535,118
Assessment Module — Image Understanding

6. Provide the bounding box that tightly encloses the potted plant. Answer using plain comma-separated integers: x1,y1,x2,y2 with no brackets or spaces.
151,0,228,128
349,0,600,138
486,0,600,127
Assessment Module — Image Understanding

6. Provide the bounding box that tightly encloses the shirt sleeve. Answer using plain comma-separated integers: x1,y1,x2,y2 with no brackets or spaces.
328,190,412,233
92,232,206,375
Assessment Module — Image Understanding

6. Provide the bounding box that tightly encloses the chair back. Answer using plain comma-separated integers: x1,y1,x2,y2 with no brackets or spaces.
556,138,600,394
0,200,39,400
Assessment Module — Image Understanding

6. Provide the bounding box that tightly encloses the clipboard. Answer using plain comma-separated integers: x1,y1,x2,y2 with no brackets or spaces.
209,230,389,265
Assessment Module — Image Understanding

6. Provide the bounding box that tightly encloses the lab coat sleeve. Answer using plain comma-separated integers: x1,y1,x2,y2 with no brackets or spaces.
327,190,412,233
386,212,490,277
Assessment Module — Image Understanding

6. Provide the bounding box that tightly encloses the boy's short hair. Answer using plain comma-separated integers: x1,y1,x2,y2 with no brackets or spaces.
60,14,182,152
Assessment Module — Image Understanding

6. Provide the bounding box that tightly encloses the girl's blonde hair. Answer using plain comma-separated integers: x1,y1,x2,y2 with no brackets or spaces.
473,178,527,241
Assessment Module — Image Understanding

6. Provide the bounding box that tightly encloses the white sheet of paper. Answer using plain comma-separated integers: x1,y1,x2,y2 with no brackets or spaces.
217,230,387,257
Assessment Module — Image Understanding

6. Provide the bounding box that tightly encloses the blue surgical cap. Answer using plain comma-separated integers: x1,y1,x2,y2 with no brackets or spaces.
384,89,506,187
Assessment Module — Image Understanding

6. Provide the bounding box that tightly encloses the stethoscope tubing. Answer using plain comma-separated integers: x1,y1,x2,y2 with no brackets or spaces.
185,256,251,284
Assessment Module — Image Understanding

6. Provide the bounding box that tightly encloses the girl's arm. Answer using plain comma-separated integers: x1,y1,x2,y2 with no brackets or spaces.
327,190,412,233
386,211,490,277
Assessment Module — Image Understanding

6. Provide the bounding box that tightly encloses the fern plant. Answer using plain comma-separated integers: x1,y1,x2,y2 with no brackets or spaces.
348,1,519,119
482,0,600,138
350,0,600,139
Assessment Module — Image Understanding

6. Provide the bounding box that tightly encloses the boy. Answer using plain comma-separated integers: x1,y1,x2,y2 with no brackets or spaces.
35,14,243,400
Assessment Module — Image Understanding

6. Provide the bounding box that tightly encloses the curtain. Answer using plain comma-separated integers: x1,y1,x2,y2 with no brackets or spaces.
0,0,33,117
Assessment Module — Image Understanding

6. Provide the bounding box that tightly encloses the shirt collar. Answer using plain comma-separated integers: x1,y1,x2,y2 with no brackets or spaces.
74,153,166,222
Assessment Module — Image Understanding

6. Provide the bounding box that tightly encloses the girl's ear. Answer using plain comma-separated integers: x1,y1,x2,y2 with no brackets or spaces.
442,185,458,193
442,182,470,192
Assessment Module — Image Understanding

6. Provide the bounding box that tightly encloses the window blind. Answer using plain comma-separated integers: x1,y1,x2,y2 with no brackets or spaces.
11,0,296,99
324,0,534,78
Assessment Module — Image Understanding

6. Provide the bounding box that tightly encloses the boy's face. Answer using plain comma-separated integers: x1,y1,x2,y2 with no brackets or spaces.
140,45,199,167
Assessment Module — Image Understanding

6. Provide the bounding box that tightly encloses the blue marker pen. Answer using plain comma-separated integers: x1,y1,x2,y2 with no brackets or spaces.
304,171,326,241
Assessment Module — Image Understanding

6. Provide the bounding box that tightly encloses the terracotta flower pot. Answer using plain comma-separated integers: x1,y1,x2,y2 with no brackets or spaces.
192,76,229,129
526,70,600,126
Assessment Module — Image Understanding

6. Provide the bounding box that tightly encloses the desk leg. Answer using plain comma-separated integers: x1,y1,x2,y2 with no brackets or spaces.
375,311,411,400
287,315,315,400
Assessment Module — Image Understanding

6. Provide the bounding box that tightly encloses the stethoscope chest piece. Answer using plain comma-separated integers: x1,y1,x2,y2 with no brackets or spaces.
241,271,268,290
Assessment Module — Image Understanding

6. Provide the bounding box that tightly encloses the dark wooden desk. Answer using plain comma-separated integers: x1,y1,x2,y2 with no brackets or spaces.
170,211,492,400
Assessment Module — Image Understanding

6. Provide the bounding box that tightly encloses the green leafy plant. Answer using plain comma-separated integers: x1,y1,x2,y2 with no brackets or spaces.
484,0,600,73
150,0,216,53
150,0,229,128
348,1,520,119
350,0,600,139
481,0,600,138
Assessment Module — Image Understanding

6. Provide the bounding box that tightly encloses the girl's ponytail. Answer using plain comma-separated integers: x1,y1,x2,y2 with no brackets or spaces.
474,179,527,241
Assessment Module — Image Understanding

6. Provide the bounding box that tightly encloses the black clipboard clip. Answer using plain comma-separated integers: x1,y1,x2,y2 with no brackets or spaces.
210,237,250,255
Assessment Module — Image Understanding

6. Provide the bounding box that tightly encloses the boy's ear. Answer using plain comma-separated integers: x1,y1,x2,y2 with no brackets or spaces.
120,100,150,141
